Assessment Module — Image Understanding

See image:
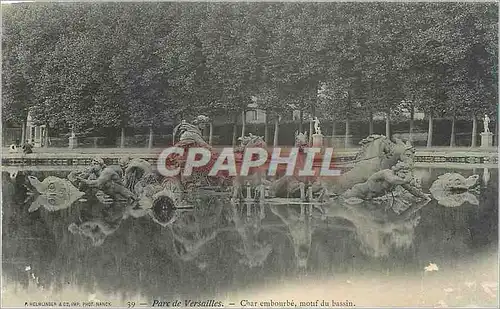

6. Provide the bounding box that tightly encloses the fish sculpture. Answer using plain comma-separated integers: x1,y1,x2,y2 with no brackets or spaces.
429,173,480,207
27,175,85,212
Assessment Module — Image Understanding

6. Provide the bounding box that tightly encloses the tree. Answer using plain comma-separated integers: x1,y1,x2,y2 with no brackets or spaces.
265,3,333,136
317,80,363,148
2,3,71,141
3,2,497,150
198,3,266,145
398,3,497,147
110,3,184,148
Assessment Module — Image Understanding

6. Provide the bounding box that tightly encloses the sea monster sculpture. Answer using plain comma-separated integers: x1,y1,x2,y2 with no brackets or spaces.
429,173,480,207
74,157,136,202
26,175,85,213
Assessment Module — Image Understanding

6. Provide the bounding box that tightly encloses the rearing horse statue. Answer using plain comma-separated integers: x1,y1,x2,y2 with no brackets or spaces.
323,135,415,194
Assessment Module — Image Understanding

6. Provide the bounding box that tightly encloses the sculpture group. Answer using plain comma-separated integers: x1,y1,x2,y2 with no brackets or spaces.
24,116,481,249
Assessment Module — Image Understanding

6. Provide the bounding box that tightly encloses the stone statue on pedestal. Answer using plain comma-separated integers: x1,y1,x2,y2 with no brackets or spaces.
311,117,324,148
313,117,321,135
480,114,493,148
483,114,490,133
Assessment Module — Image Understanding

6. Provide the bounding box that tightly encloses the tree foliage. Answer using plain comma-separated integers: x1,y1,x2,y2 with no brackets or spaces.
2,2,497,135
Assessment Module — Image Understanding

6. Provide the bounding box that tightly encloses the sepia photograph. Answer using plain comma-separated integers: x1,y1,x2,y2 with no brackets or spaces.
1,1,498,308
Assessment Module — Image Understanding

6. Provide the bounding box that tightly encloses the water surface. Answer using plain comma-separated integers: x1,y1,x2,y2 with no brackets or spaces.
2,168,498,307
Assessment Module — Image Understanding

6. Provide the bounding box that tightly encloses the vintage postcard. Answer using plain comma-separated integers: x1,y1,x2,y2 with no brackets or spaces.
1,1,498,308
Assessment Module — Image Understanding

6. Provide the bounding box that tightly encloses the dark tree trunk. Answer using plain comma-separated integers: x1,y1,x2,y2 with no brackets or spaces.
495,118,498,146
209,122,213,145
241,110,246,138
409,102,415,142
331,120,336,147
264,110,269,143
309,118,313,145
21,121,26,144
310,104,316,144
344,118,351,148
385,111,391,138
273,115,279,147
148,127,153,149
174,114,183,145
449,113,456,147
427,113,433,148
44,124,49,148
471,116,477,147
368,111,374,135
120,127,126,148
232,114,238,146
298,109,303,133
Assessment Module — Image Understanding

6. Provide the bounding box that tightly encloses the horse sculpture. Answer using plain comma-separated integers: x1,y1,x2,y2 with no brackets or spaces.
267,131,313,199
323,135,415,195
232,133,269,201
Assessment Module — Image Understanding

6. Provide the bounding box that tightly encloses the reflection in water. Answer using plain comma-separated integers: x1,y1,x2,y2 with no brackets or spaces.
483,168,491,186
67,199,127,247
1,168,498,305
270,205,315,269
171,197,224,266
320,200,423,258
229,202,273,268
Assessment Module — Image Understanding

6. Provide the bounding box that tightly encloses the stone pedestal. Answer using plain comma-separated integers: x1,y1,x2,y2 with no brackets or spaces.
480,132,493,148
68,136,78,149
312,133,324,147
